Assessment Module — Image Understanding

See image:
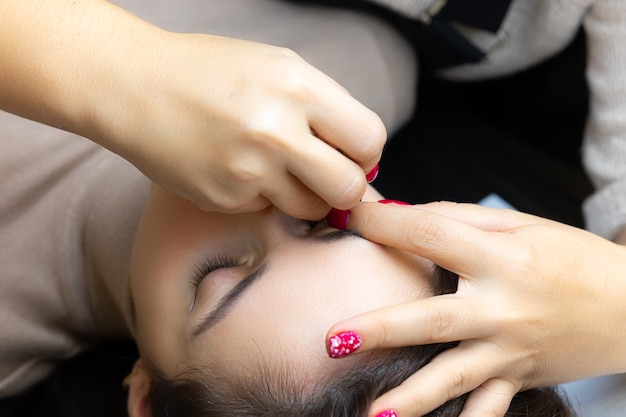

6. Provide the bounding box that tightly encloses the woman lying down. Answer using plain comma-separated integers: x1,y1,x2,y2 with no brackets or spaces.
0,115,573,417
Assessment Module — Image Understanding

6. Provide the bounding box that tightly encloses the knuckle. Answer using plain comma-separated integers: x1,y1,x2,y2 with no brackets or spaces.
235,104,293,153
222,149,268,184
241,116,285,151
445,365,469,399
360,115,387,158
275,45,301,59
206,182,258,212
273,62,310,98
345,178,367,203
191,196,214,212
428,308,455,342
227,163,263,184
208,193,243,212
332,172,366,209
466,381,517,417
404,213,445,255
502,243,535,276
405,395,429,415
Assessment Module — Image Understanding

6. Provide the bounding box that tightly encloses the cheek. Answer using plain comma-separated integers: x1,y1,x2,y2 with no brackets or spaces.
130,262,189,373
131,222,191,322
130,218,200,373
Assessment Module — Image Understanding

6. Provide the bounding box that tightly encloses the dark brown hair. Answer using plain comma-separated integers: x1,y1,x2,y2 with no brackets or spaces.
146,266,576,417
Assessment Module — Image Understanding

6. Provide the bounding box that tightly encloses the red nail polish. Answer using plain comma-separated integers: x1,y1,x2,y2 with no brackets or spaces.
328,331,362,358
366,164,380,183
326,208,350,230
378,199,411,206
375,410,398,417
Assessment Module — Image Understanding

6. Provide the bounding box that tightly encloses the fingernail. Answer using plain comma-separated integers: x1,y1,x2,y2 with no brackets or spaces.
366,164,380,183
326,208,350,230
378,199,411,206
328,331,362,358
374,410,398,417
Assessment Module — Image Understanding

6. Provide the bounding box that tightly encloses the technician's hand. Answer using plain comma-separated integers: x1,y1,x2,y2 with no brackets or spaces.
118,34,386,219
95,32,384,219
2,0,384,220
327,201,626,417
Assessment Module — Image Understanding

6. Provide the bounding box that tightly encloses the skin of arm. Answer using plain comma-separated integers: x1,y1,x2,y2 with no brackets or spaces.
328,201,626,417
0,0,385,219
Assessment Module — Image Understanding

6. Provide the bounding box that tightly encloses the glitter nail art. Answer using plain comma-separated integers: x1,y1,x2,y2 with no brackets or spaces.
374,410,398,417
328,331,362,358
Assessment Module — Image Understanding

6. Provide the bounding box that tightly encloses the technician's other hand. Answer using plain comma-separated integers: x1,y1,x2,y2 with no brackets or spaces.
327,201,626,417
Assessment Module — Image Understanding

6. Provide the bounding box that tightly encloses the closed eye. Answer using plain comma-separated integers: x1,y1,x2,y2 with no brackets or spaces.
191,220,362,337
189,255,242,310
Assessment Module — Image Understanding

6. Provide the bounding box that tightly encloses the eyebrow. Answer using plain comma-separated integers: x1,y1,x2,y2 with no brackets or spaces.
311,228,362,242
192,229,362,338
193,262,269,337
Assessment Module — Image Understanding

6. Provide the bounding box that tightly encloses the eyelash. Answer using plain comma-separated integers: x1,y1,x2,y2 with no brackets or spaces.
190,254,242,289
189,219,328,307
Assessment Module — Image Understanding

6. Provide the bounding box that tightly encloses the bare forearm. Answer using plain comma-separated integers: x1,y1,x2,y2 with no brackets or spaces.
0,0,160,142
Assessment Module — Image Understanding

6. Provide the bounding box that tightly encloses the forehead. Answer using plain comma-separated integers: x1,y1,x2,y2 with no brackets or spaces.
190,236,432,374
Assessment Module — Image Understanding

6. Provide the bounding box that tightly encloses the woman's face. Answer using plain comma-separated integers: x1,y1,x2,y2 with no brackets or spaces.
130,186,433,378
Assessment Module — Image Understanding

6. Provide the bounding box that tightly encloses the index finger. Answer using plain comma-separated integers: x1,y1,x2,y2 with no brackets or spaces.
346,202,502,273
327,295,495,351
415,201,543,231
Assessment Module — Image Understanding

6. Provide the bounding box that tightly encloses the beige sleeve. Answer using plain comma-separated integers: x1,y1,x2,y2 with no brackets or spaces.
581,0,626,239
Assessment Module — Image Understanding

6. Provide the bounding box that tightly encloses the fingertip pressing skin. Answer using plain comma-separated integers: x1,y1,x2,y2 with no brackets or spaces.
326,208,351,230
